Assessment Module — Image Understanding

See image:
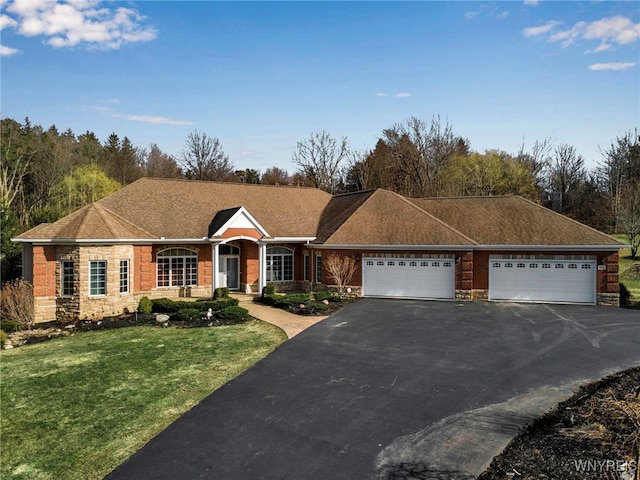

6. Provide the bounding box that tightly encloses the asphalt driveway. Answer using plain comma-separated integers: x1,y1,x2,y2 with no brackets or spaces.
107,300,640,480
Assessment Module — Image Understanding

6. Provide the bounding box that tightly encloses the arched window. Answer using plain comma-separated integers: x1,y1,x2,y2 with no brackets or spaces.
266,246,293,282
219,244,240,255
157,248,198,287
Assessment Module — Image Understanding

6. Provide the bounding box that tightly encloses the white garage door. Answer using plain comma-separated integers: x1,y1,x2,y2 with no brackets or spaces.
362,257,455,299
489,259,596,304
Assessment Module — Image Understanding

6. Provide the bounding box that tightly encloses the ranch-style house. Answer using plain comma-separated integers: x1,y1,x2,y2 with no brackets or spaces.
13,178,625,323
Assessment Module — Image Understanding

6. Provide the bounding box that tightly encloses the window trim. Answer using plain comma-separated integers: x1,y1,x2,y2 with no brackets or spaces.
315,254,322,284
119,259,129,294
89,260,107,297
304,254,310,282
156,248,198,288
61,260,75,297
266,246,294,282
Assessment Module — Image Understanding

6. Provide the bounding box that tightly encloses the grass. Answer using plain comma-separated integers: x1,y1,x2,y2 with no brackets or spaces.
0,320,287,480
612,234,640,304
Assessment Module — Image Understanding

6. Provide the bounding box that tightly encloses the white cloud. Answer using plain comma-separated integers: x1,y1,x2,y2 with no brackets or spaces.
526,16,640,50
394,93,412,98
523,20,562,38
498,11,509,20
524,0,539,5
465,11,480,20
3,0,156,50
0,44,20,56
374,92,412,98
588,62,636,71
114,114,193,126
374,92,389,97
0,13,18,29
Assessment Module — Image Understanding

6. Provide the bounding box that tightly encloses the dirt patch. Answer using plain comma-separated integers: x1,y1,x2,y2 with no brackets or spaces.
478,366,640,480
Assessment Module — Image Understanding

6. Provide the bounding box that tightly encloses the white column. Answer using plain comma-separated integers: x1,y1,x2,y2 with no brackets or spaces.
258,242,267,292
212,242,220,292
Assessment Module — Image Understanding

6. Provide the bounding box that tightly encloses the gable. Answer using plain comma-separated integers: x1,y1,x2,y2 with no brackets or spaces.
208,207,269,240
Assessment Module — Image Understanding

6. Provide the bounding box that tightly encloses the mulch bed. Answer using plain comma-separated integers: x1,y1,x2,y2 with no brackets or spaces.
478,366,640,480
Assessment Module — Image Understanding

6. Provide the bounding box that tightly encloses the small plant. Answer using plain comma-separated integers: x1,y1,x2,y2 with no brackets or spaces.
213,287,230,299
0,319,22,332
175,308,202,321
619,283,631,307
313,290,340,302
216,306,249,324
0,330,7,348
324,254,357,295
273,293,311,307
262,284,276,297
300,302,330,315
138,296,153,315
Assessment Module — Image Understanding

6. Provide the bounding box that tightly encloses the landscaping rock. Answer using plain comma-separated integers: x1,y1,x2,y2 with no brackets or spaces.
155,314,170,324
322,299,329,305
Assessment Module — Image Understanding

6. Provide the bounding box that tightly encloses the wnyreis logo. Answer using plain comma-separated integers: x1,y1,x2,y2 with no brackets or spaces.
572,459,637,480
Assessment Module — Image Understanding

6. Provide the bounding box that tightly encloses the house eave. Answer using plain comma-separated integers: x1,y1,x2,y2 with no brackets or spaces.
310,244,473,250
473,244,627,251
11,238,212,245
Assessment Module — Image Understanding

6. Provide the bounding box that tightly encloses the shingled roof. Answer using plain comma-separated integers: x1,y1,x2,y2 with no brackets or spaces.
17,178,333,241
14,179,624,249
410,196,623,246
316,190,476,246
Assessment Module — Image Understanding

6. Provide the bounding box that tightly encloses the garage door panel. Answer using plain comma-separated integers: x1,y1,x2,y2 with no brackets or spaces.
363,257,454,299
489,259,595,304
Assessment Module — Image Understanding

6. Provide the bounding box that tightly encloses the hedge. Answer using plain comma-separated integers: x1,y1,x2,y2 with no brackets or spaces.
151,297,238,314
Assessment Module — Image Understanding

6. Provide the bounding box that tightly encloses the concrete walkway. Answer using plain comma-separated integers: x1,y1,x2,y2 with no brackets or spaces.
232,293,328,338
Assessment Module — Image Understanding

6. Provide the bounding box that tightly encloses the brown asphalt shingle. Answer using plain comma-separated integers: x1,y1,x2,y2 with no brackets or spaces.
319,190,476,246
410,196,623,246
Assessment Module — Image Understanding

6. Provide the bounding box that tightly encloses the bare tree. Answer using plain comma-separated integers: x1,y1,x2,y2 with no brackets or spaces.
292,131,349,193
180,130,234,181
382,116,468,197
0,279,34,331
324,253,358,295
261,166,291,185
140,144,183,178
618,180,640,258
546,144,586,213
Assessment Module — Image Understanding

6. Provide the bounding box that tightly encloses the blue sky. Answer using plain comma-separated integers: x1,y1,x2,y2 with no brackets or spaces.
1,1,638,172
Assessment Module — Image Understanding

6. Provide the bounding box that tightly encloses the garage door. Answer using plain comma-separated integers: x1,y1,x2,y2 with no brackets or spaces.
489,259,596,304
362,257,455,299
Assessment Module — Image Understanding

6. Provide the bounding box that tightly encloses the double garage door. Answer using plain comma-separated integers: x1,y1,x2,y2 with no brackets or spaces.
362,257,455,299
362,255,596,304
489,258,596,304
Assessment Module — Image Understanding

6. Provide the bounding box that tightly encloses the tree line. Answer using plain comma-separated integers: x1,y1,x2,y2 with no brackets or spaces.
1,115,639,280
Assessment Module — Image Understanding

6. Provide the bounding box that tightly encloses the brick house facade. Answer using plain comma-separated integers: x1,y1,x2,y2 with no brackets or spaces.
14,178,626,323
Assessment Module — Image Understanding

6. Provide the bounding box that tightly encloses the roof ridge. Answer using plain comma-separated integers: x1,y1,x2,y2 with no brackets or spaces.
392,191,479,245
321,190,376,243
134,177,328,191
419,194,516,200
74,203,97,237
94,203,156,238
514,196,626,245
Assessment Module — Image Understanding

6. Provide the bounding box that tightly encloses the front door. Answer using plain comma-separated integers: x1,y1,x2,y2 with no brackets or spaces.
218,256,240,290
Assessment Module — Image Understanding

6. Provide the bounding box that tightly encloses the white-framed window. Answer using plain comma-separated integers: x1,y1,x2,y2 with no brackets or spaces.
120,260,129,294
266,247,293,282
61,260,75,296
157,248,198,287
304,254,310,281
89,260,107,296
315,254,322,283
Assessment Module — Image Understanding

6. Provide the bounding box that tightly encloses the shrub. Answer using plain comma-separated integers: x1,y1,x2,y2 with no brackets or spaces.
273,293,311,307
313,290,340,302
300,302,330,315
0,330,7,348
151,298,180,314
259,294,278,306
0,319,22,332
174,308,203,321
262,284,276,297
213,287,230,299
206,297,238,310
0,279,34,330
138,296,153,315
620,283,631,307
216,306,249,324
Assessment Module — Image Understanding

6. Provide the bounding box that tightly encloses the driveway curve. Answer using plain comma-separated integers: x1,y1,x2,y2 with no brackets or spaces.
106,300,640,480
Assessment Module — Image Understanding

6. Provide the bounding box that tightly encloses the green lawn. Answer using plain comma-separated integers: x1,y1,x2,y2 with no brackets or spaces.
0,321,287,480
612,234,640,304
